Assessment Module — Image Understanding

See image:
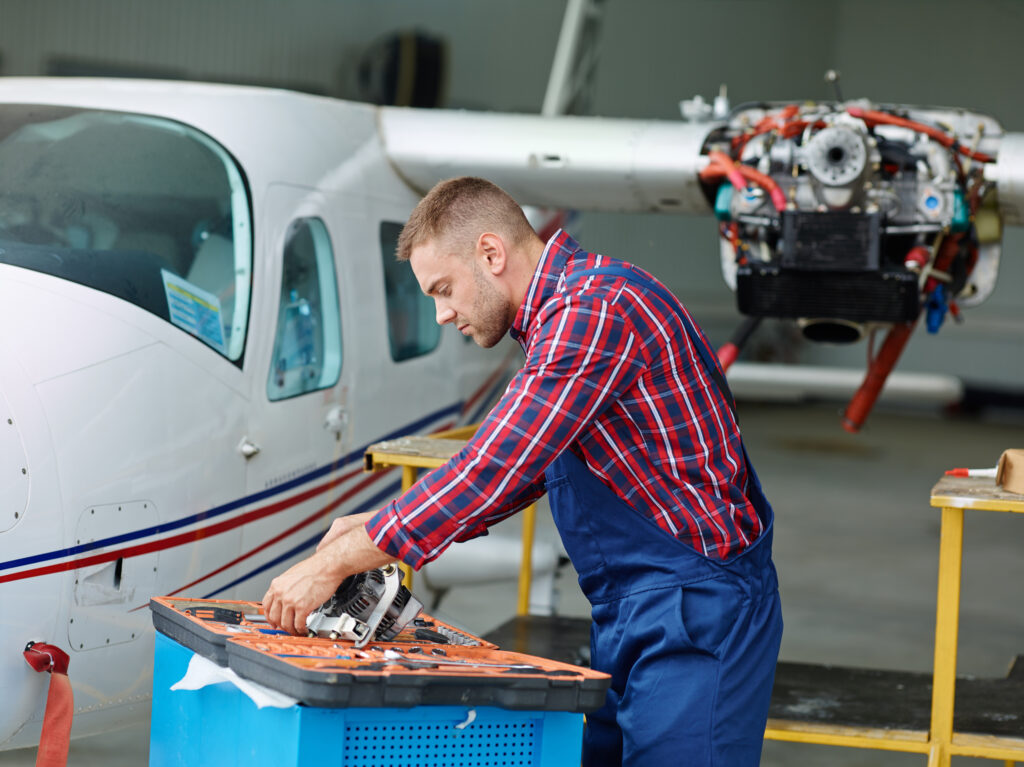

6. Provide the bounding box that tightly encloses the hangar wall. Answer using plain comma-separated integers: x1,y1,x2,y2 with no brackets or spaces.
0,0,565,107
0,0,1021,390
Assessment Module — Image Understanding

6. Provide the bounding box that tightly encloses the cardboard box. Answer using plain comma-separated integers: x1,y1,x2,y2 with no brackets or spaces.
996,449,1024,495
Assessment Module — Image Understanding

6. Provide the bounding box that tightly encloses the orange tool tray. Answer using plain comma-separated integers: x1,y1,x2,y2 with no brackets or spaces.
149,596,494,666
150,596,609,712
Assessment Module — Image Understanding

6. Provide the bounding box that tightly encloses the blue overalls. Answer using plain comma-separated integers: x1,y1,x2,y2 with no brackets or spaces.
545,267,783,766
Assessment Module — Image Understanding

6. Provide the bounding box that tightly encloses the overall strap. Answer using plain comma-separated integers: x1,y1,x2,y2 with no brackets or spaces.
569,266,738,421
567,263,775,539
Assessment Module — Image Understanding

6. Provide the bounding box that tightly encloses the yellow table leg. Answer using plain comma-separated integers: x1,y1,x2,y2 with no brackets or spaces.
517,503,537,616
929,505,965,767
398,466,417,590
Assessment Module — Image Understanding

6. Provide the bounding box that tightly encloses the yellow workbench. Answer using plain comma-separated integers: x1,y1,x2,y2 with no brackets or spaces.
766,475,1024,766
926,476,1024,766
364,425,539,616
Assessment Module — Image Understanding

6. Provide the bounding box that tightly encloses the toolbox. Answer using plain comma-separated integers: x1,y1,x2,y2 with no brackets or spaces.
149,596,609,767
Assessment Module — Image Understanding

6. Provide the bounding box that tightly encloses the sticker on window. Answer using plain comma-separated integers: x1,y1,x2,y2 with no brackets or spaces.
161,269,227,354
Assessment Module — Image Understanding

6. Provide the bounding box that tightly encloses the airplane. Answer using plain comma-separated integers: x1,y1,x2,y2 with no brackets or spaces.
0,72,1022,752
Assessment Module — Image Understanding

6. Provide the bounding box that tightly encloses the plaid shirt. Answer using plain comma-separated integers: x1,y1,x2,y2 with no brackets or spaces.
367,230,763,567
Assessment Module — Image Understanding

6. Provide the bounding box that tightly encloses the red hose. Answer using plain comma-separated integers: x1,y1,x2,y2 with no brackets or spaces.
841,318,919,433
734,105,802,153
847,106,994,164
23,642,73,767
778,119,827,139
704,151,787,212
734,164,787,212
704,150,747,192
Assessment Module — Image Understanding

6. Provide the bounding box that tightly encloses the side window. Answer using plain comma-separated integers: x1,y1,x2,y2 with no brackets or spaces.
380,221,441,362
266,218,342,401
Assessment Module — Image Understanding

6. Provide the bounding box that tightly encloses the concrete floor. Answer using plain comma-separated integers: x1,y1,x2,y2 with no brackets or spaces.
2,400,1022,766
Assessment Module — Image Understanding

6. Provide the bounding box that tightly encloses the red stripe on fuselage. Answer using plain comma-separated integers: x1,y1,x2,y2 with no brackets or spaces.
160,468,384,596
0,465,367,585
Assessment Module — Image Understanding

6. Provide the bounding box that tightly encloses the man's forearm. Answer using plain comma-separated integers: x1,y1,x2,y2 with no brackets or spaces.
320,523,395,581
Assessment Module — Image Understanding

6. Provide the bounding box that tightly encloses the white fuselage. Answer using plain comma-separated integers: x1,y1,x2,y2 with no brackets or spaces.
0,79,514,747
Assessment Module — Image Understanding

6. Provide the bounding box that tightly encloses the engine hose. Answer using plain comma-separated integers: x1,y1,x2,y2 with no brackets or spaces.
701,151,747,192
704,151,787,212
847,107,994,164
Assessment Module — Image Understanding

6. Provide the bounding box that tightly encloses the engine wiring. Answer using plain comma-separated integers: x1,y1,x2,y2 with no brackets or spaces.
698,99,1001,431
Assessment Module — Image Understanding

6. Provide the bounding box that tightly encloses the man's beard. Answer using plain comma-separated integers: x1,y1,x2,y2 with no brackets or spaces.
467,262,514,348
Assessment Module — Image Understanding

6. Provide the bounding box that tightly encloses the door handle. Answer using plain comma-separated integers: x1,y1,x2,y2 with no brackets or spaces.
237,437,261,459
324,406,348,438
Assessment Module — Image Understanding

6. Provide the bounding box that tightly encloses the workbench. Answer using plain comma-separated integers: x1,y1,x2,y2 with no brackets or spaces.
762,475,1024,765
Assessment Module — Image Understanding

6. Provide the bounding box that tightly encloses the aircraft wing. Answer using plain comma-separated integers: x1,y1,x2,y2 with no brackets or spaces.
378,107,714,215
380,101,1024,432
985,132,1024,226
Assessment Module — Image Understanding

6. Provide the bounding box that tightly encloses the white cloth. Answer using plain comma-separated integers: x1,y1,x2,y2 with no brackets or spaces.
171,652,299,709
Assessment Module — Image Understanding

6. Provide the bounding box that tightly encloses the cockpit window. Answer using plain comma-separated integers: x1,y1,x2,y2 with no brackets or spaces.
0,105,252,362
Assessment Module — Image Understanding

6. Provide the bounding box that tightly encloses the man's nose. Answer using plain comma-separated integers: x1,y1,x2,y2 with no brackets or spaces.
436,301,456,325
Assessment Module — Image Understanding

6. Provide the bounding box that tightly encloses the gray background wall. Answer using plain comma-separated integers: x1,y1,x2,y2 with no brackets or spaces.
0,0,1021,389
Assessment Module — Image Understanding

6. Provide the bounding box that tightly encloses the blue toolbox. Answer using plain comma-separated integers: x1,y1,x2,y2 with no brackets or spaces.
149,595,609,766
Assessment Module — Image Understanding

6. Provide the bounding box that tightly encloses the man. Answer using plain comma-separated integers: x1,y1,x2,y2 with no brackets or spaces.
263,176,782,766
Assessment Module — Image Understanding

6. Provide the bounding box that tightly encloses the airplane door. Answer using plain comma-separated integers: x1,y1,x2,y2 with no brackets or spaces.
235,185,355,597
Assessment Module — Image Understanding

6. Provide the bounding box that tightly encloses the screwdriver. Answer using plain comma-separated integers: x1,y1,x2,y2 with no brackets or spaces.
944,467,997,478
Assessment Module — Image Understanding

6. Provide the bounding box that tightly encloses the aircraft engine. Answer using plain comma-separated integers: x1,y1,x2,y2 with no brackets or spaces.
699,100,1004,345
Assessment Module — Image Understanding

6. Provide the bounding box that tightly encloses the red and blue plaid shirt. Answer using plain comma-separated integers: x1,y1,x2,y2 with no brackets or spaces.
367,230,763,567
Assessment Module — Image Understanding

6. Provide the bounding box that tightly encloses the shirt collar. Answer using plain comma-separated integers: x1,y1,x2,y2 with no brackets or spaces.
511,229,580,342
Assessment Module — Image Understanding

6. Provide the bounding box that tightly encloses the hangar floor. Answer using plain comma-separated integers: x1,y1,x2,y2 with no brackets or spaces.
2,400,1022,766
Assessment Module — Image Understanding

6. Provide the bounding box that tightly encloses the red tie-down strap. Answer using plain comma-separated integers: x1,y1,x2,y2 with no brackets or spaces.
23,642,73,767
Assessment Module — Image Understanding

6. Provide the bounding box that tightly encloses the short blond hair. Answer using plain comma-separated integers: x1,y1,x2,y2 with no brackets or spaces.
397,177,537,261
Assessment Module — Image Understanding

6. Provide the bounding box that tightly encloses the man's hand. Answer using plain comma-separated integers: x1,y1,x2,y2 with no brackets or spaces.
261,550,339,636
261,517,395,635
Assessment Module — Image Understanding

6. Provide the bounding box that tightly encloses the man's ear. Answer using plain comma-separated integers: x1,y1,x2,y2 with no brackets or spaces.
477,232,507,275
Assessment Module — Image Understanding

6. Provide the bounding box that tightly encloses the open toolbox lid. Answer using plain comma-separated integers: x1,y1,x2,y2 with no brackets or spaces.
150,596,609,713
149,596,495,667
